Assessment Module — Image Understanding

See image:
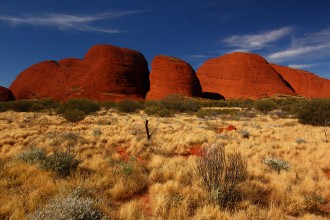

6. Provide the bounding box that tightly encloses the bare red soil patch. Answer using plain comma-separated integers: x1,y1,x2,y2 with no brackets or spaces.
323,169,330,180
218,125,237,133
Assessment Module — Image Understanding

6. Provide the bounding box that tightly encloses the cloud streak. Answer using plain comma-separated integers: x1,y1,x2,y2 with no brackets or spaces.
268,29,330,62
0,10,145,33
224,26,293,51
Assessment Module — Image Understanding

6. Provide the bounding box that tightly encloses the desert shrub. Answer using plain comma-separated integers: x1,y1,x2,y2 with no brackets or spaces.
195,144,247,207
239,130,250,139
304,193,325,214
297,99,330,126
57,98,100,115
161,94,201,113
144,105,172,117
40,151,80,177
157,108,172,117
201,100,227,108
295,137,306,144
8,100,35,112
195,108,240,118
27,189,106,220
97,101,116,109
63,108,86,122
144,105,161,115
93,128,102,138
0,102,10,112
263,157,290,173
15,147,47,164
116,99,143,113
255,99,277,113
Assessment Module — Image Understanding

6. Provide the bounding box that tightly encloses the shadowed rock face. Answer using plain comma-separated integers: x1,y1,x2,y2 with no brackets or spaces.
271,64,330,98
146,55,202,100
196,52,296,99
10,44,150,101
0,86,15,102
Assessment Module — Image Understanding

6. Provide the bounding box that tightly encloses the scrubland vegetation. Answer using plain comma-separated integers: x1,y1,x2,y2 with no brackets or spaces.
0,95,329,219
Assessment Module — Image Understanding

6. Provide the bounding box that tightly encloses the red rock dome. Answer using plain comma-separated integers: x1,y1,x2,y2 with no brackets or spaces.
10,44,149,102
271,64,330,98
0,86,15,102
146,55,202,100
196,52,296,99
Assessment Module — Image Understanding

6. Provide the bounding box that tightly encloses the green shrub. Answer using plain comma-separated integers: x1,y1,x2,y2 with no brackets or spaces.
27,189,106,220
297,99,330,126
15,147,47,164
144,105,172,117
255,99,277,113
116,99,143,113
8,100,34,112
195,108,240,118
57,99,100,115
161,95,201,113
98,101,116,109
40,152,80,177
263,157,290,173
157,108,172,117
195,144,247,207
63,108,86,122
144,105,161,115
0,102,10,112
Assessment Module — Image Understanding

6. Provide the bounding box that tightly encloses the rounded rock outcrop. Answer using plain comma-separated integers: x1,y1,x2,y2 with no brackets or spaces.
10,44,150,102
271,64,330,98
146,55,202,100
0,86,15,102
196,52,296,99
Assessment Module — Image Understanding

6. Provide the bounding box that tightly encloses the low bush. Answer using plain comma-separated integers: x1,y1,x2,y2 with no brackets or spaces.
297,99,330,126
161,95,201,113
1,99,59,112
116,99,143,113
27,189,106,220
195,144,247,207
63,108,86,122
255,99,277,113
263,157,290,173
144,105,171,117
57,98,100,115
195,108,240,118
15,147,47,164
40,152,80,177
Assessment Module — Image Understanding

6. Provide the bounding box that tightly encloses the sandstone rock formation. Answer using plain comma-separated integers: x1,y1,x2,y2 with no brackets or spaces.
10,44,149,101
271,64,330,98
0,86,15,102
146,55,202,100
196,52,296,99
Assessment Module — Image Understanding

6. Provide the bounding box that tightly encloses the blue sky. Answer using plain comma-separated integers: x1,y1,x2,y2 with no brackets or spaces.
1,0,330,87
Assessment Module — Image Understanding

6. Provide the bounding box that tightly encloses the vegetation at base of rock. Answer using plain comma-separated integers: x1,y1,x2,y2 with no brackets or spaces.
57,98,100,115
63,108,86,122
116,99,143,113
0,99,59,112
297,99,330,126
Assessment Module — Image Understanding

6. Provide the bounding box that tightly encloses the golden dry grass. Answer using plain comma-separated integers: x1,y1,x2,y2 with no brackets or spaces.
0,108,329,219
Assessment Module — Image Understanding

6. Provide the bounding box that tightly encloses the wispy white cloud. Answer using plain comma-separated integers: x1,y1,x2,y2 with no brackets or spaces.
223,26,293,51
288,64,315,69
188,54,211,58
268,29,330,62
0,10,146,33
